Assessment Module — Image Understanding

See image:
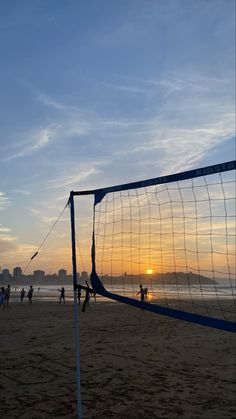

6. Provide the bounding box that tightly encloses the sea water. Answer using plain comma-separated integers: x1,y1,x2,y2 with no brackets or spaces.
8,282,236,302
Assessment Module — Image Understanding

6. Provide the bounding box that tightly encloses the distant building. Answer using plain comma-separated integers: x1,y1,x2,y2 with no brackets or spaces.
80,271,89,282
45,273,58,281
2,269,10,282
58,269,67,281
33,270,45,281
13,266,22,281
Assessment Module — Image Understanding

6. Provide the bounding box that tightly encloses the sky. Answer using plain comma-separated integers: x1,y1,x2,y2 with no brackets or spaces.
0,0,235,275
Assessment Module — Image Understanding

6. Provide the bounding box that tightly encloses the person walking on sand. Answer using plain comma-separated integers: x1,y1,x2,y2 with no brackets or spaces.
137,284,146,302
58,287,65,304
28,285,33,304
20,288,26,301
0,287,6,308
4,285,11,307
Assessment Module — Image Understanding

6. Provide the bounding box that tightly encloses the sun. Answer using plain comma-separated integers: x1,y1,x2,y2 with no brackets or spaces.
146,269,153,275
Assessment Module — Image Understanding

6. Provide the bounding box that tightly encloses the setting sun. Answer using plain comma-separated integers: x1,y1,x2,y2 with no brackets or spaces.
146,269,153,275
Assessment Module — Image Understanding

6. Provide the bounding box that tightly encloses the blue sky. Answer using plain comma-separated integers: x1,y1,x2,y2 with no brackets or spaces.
0,0,235,274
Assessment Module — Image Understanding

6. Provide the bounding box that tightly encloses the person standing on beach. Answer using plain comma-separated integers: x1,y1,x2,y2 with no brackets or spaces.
28,285,33,304
20,288,26,302
59,287,65,304
86,280,96,302
137,284,146,302
4,285,11,307
0,287,6,308
85,279,96,301
81,285,90,312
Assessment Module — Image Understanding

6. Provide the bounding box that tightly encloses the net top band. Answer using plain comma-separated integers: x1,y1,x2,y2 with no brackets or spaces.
70,160,236,205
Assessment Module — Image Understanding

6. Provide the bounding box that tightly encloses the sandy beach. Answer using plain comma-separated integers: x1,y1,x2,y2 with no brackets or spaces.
0,299,235,419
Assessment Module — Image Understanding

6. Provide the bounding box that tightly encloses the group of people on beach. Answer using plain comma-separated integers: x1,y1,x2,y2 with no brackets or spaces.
20,285,34,304
1,282,148,309
0,284,34,308
58,280,96,312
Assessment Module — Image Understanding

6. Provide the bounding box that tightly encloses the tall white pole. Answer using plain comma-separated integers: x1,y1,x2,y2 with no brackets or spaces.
70,191,82,419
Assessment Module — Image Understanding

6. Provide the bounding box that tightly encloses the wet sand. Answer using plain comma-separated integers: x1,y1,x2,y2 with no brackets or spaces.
0,300,235,419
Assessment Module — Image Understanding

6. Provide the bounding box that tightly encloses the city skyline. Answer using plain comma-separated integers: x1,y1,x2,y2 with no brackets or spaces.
0,266,89,278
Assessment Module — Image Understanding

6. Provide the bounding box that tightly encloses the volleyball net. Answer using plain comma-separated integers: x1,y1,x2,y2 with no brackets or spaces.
70,161,236,332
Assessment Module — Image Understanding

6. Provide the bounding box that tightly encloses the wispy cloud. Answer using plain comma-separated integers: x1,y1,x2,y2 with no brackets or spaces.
3,125,60,161
0,223,17,243
37,93,68,111
0,192,11,210
0,223,17,256
7,74,233,184
28,207,67,226
107,73,235,175
30,127,54,150
48,165,103,189
0,225,11,234
115,121,234,175
145,74,232,94
1,241,37,266
37,91,85,117
11,189,31,196
32,75,235,184
0,239,17,255
101,81,147,94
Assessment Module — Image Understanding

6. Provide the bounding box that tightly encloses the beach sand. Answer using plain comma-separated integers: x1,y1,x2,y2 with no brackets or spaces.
0,299,235,419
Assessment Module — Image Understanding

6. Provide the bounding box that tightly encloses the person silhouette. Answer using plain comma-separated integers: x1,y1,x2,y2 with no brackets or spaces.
0,287,5,308
20,288,26,301
81,285,90,312
58,287,65,304
137,284,146,302
28,285,34,304
5,285,11,307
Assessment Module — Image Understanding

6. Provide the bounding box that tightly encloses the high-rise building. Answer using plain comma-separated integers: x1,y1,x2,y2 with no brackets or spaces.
58,269,67,281
33,270,45,281
2,269,10,282
13,266,22,281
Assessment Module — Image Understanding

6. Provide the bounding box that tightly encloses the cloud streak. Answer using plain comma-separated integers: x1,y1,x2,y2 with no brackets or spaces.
11,189,31,196
0,223,17,256
3,125,60,161
0,192,11,210
47,165,103,190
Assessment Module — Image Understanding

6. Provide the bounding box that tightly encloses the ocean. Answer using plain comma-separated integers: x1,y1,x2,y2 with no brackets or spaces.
8,282,236,302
